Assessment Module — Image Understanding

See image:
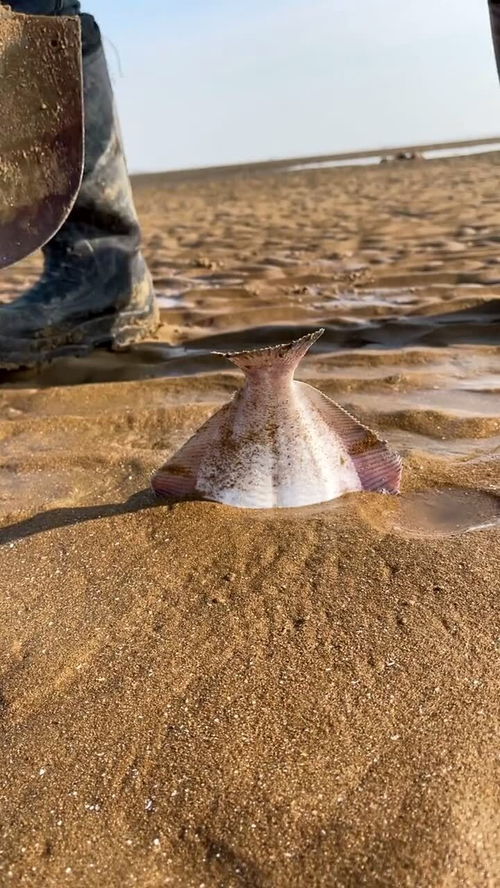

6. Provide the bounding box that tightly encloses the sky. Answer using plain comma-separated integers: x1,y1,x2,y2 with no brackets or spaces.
92,0,500,172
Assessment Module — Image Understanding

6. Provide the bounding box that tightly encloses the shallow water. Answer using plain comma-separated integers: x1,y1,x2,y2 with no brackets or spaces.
286,143,500,172
391,487,500,535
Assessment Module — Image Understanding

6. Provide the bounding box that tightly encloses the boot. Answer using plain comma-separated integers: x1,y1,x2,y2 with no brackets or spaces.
0,14,158,369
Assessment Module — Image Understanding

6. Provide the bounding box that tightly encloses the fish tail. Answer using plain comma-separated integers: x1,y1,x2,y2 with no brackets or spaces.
221,329,324,374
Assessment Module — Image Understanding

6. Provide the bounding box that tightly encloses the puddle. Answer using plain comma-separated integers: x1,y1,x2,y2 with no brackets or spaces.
346,388,500,416
285,143,500,173
388,430,500,458
454,376,500,393
391,487,500,536
313,289,420,311
194,275,245,286
157,294,181,309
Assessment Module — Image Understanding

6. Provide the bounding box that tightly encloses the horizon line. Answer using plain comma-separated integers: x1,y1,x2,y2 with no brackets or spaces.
130,134,500,180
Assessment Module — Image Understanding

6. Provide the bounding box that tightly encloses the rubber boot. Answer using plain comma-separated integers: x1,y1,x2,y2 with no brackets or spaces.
0,15,158,369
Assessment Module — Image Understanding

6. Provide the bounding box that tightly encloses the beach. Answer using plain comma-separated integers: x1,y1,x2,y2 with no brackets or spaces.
0,151,499,886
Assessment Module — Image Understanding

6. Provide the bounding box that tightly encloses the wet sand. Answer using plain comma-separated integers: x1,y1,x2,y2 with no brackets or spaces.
0,152,499,887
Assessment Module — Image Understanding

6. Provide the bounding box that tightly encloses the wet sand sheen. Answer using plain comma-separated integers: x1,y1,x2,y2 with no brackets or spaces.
0,152,499,886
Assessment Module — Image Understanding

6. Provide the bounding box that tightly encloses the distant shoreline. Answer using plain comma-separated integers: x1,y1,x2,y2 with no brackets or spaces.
131,135,500,183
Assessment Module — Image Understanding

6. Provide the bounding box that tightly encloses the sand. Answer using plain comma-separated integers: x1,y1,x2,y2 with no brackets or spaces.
0,152,499,887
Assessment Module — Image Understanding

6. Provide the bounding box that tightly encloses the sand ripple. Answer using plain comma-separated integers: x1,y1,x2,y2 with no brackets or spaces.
0,153,498,887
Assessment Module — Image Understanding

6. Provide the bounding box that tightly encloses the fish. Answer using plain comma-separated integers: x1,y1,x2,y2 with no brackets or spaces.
151,329,402,509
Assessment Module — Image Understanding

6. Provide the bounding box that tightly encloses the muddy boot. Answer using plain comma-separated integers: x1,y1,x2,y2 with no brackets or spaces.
0,15,158,369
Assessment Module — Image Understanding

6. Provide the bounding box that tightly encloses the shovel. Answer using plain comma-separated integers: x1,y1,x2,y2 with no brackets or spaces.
0,5,83,269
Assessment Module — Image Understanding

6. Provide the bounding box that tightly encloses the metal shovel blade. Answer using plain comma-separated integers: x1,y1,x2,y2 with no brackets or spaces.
0,9,83,269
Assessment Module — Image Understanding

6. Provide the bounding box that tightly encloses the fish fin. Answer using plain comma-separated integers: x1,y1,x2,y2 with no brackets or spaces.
219,329,324,374
151,404,231,499
297,382,402,494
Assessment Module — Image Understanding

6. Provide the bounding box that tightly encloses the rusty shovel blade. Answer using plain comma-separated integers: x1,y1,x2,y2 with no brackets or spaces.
0,9,83,269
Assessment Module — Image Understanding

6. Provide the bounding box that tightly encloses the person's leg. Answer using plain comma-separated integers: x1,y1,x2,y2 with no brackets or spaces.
8,0,81,13
0,2,158,368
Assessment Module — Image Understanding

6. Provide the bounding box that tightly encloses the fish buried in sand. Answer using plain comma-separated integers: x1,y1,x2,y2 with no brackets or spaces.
152,329,402,508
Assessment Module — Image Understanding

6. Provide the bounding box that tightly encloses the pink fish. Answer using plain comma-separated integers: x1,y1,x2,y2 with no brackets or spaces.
152,330,402,508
